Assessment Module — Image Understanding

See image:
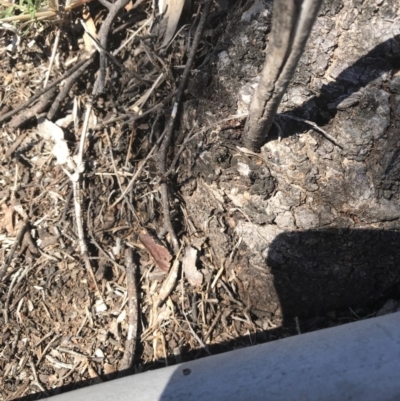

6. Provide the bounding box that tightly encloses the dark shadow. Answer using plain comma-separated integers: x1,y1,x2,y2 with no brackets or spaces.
151,228,400,400
268,228,400,317
272,35,400,140
149,31,400,397
14,228,400,401
293,35,400,117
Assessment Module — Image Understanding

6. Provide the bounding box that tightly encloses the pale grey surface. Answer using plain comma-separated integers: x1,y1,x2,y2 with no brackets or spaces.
45,312,400,401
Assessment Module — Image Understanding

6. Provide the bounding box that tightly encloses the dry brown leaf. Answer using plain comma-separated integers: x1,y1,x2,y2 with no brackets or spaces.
183,245,202,287
87,363,100,379
2,204,14,235
124,0,133,11
157,299,174,322
89,109,97,129
161,0,185,47
103,363,116,375
191,236,206,250
139,229,172,272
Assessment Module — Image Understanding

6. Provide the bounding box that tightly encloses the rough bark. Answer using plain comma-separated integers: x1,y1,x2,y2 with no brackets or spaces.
178,0,400,318
243,0,323,151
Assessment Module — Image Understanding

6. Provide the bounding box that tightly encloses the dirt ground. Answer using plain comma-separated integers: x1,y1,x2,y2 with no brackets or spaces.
0,0,400,400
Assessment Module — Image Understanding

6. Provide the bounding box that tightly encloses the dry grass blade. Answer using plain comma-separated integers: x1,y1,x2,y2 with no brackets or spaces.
64,0,94,11
0,0,92,24
0,9,56,23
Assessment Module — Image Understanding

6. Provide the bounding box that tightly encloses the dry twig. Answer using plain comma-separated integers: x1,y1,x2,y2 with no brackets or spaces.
157,0,212,254
157,245,183,307
4,132,27,159
0,54,95,125
62,98,107,310
278,113,343,148
0,219,28,281
9,87,56,129
87,201,126,272
95,0,131,93
119,248,139,370
47,57,95,121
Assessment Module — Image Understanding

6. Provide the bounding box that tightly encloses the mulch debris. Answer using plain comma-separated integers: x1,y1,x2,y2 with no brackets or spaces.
0,1,398,400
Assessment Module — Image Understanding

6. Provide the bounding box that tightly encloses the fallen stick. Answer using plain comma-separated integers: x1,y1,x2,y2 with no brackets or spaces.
157,0,212,254
0,54,95,125
119,248,139,371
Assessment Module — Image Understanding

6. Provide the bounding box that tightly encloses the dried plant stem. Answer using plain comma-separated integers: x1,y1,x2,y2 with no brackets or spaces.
4,266,22,324
0,219,28,282
113,17,152,55
105,130,124,193
157,0,212,254
119,248,139,371
0,54,95,125
65,100,106,309
109,140,159,208
157,245,183,307
4,132,27,158
44,28,61,88
72,179,104,303
47,57,94,121
204,309,223,342
277,113,343,148
95,0,131,93
181,261,210,355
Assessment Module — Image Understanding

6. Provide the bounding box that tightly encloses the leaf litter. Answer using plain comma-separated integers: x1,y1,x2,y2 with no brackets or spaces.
0,0,391,399
0,2,277,398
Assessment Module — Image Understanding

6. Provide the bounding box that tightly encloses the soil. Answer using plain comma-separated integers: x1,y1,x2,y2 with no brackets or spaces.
179,0,400,317
0,0,400,400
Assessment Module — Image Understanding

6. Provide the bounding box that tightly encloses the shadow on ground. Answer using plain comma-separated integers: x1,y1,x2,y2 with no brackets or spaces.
268,228,400,317
273,34,400,141
14,227,400,401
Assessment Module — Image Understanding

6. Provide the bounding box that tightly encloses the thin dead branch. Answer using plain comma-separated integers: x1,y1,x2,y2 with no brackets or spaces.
204,309,222,342
4,132,27,159
47,57,95,121
95,0,131,93
9,87,56,129
157,245,183,307
0,219,28,281
119,248,139,371
109,139,161,208
0,54,95,125
157,0,212,254
278,113,343,148
62,98,107,310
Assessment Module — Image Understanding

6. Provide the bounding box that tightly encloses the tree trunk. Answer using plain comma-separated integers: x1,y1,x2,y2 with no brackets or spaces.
243,0,323,151
177,0,400,318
